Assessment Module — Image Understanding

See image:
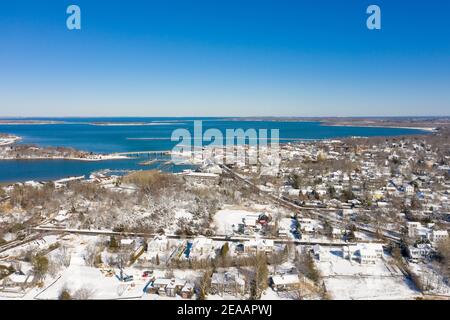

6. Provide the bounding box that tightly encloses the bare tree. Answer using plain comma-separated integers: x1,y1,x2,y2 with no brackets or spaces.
196,269,212,300
73,287,95,300
55,245,71,267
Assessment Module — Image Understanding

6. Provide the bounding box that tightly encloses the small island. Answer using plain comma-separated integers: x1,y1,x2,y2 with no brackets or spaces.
0,134,21,146
0,133,127,161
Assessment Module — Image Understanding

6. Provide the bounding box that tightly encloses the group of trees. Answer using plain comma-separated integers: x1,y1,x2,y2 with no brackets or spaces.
436,238,450,279
294,249,321,284
123,170,181,195
58,286,94,300
31,254,49,281
1,144,92,160
8,183,59,211
249,253,269,299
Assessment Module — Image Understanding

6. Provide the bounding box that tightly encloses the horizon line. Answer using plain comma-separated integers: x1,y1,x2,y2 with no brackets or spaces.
1,115,450,119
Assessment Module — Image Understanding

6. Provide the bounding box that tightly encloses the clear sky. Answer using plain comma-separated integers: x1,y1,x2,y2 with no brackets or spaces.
0,0,449,117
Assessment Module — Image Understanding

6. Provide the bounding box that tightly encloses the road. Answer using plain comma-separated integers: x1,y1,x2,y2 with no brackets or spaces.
0,210,64,254
0,233,43,254
31,226,357,247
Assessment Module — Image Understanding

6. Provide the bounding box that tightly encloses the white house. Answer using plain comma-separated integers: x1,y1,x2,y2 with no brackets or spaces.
359,247,378,264
243,214,260,229
407,244,433,262
407,222,429,239
191,236,214,257
271,274,302,292
430,230,448,243
181,171,220,185
210,271,246,296
313,244,330,262
147,235,170,252
149,278,186,297
342,243,383,264
244,238,274,254
404,184,415,195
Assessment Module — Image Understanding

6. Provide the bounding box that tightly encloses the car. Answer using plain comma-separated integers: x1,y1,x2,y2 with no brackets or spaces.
123,275,134,282
142,270,153,277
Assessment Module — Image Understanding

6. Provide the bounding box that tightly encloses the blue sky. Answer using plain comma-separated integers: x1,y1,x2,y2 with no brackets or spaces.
0,0,449,117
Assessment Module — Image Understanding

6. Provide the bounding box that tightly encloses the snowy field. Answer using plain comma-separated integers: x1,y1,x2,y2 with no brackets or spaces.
213,204,289,235
316,247,420,300
213,207,259,235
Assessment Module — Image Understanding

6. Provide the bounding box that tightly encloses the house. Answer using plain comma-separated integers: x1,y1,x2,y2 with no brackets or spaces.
270,274,302,292
430,230,448,243
332,228,344,239
244,238,274,254
278,229,289,238
148,278,186,296
407,244,434,262
407,222,446,243
313,244,330,262
257,213,271,226
359,247,378,264
165,279,187,297
120,238,135,248
298,218,319,233
180,282,195,299
150,278,171,294
181,171,219,185
299,223,315,233
147,235,170,252
243,214,260,230
407,222,429,239
342,243,383,264
210,272,246,296
52,214,68,227
404,184,415,195
190,236,214,258
52,209,68,227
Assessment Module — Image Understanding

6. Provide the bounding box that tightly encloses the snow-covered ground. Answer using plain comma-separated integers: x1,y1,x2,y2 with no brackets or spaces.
30,237,148,300
0,234,205,300
315,247,420,300
212,204,289,235
409,262,450,296
213,207,258,235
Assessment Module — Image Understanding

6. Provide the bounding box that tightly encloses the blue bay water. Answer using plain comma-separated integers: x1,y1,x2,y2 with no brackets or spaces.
0,118,426,182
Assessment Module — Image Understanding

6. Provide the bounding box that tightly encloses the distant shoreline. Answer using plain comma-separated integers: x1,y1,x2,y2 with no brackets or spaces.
0,120,65,125
320,123,437,132
0,116,446,133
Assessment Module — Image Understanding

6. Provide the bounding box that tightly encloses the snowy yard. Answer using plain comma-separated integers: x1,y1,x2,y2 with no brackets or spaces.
213,207,259,235
409,262,450,296
212,204,289,235
315,247,420,300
